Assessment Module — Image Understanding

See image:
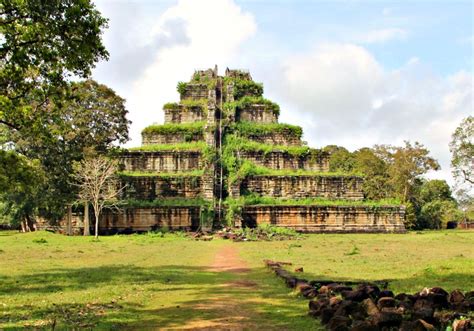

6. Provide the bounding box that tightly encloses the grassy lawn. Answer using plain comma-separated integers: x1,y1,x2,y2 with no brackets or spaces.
0,230,473,329
0,231,316,330
237,230,474,293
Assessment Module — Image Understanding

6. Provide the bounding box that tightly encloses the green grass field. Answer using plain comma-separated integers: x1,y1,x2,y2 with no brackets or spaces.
0,230,473,329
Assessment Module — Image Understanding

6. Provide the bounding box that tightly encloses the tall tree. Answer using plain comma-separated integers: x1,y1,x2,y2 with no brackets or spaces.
1,0,109,132
450,116,473,185
375,141,440,202
74,156,122,239
2,80,129,227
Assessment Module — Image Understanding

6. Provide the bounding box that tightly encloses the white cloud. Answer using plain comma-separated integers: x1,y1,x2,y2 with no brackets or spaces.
274,43,473,186
94,0,256,146
356,28,407,44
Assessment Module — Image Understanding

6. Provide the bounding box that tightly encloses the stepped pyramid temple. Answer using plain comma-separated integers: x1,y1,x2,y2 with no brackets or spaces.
99,66,405,233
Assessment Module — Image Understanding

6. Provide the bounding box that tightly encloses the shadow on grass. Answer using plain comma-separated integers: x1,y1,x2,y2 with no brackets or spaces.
0,265,318,330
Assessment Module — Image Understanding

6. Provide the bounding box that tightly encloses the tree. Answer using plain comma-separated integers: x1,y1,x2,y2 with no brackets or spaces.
450,116,473,185
419,179,454,203
1,80,129,227
375,141,440,202
1,0,108,132
73,156,122,239
0,150,45,231
325,145,355,172
352,148,392,200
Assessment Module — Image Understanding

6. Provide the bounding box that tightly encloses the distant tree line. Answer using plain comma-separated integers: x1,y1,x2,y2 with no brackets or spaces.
324,122,473,230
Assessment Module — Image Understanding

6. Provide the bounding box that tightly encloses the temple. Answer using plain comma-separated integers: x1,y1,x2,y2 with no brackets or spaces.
100,66,406,233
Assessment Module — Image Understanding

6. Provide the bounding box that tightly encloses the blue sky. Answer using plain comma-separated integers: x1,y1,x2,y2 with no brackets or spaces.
93,0,473,187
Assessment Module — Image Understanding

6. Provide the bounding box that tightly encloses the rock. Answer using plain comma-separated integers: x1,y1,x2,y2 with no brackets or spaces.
377,297,396,309
357,284,380,299
319,285,330,294
309,299,328,312
361,298,380,317
430,287,449,297
321,307,336,324
374,310,402,328
327,315,351,331
328,283,353,293
302,287,319,298
414,319,436,330
399,321,416,331
378,290,394,298
294,267,303,272
350,320,378,331
329,296,342,307
341,290,369,302
449,290,465,305
453,319,472,331
413,307,434,322
395,293,410,301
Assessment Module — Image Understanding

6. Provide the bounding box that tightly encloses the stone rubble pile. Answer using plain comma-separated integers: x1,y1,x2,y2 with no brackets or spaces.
265,260,473,331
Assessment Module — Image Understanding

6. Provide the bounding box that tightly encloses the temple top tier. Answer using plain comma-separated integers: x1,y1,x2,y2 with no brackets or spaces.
163,66,280,124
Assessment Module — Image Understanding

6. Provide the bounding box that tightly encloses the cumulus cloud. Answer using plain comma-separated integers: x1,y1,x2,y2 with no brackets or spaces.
274,43,472,184
94,0,256,146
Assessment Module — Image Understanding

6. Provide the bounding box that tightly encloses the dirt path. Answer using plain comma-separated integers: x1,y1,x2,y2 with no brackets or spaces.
170,244,259,330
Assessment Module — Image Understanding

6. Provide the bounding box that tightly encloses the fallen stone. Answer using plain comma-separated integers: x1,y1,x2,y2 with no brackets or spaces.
453,319,472,331
295,267,303,272
341,290,369,302
374,310,402,328
361,298,380,317
321,307,336,324
413,319,436,330
377,296,396,309
378,290,394,298
327,315,351,331
449,290,465,305
350,320,378,331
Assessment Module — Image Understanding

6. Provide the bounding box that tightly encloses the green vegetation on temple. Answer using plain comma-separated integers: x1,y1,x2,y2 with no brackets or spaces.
223,135,325,158
232,121,302,139
223,96,280,117
236,166,362,178
116,198,211,208
141,122,205,136
127,141,207,152
118,170,204,178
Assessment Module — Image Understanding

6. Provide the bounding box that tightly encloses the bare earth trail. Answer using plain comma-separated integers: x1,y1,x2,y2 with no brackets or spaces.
168,244,265,330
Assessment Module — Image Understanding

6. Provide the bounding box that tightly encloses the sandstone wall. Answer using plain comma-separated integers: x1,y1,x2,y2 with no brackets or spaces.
164,106,205,124
142,132,204,145
239,151,330,172
181,84,209,100
236,105,278,123
120,176,201,200
121,151,201,172
242,205,405,233
244,132,301,146
100,207,201,232
241,175,364,200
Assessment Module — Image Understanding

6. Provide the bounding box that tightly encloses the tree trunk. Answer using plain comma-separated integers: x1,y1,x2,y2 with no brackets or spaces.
94,213,99,239
66,205,72,236
83,202,90,236
25,214,35,232
20,220,28,232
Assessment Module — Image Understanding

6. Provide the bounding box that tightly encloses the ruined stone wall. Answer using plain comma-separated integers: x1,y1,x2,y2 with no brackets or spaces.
164,106,205,124
241,175,364,200
142,132,204,145
120,176,201,200
244,133,301,146
242,205,405,233
121,151,201,172
236,105,278,123
181,84,208,100
100,207,201,232
239,151,330,172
